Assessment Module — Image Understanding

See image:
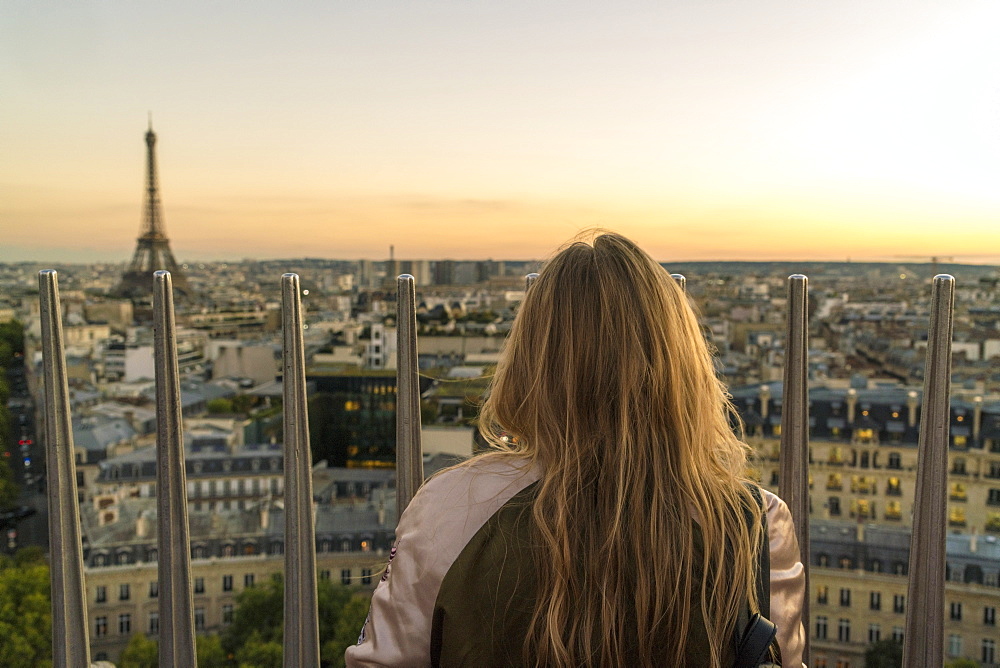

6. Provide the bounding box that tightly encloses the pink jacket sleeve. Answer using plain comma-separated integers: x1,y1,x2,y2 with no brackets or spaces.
344,460,541,667
342,500,435,667
764,490,807,668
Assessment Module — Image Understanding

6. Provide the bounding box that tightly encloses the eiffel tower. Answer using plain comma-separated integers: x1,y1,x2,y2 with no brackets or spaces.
112,120,189,299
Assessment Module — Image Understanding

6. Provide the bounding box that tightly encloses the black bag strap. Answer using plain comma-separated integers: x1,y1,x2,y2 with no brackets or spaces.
734,614,777,668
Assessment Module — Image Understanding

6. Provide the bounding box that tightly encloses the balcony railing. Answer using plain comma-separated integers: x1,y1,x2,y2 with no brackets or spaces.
35,270,958,667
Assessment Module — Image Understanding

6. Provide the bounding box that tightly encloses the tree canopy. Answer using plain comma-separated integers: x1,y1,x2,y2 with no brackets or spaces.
0,549,51,668
0,457,20,512
0,320,24,369
323,594,372,668
220,573,371,667
944,659,979,668
119,633,228,668
0,553,374,668
864,639,903,668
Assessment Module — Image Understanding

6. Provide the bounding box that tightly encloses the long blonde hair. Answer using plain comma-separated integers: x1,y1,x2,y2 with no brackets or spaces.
477,232,763,667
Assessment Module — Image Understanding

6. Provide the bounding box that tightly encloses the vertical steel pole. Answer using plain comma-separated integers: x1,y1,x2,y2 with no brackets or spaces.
525,272,539,290
903,274,955,668
671,273,686,292
38,270,91,668
779,274,810,662
281,274,320,667
396,274,423,522
152,271,196,667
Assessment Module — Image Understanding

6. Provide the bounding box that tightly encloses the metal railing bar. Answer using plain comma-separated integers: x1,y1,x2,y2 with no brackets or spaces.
902,274,955,668
778,273,810,662
525,272,539,290
152,270,197,667
396,274,423,522
671,273,686,292
38,270,91,668
280,273,321,667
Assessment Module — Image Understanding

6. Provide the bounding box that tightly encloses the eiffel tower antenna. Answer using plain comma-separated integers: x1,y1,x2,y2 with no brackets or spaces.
112,120,189,299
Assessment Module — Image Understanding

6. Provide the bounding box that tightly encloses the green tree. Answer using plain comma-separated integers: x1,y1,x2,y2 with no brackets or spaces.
420,399,437,425
0,387,12,459
0,320,25,357
864,639,903,668
0,554,52,668
197,634,228,668
14,546,45,567
231,394,257,415
118,633,158,668
323,594,371,668
0,321,23,374
0,457,19,511
221,575,285,656
207,398,236,414
235,631,283,668
119,633,226,668
945,659,979,668
221,573,362,664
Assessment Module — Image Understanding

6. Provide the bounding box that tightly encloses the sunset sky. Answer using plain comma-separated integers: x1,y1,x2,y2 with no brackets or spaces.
2,1,999,263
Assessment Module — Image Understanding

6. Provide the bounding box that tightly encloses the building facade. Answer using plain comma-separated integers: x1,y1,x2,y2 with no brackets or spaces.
736,381,1000,667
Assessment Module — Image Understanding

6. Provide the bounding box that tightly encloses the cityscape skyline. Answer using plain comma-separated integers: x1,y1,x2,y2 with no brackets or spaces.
3,1,1000,264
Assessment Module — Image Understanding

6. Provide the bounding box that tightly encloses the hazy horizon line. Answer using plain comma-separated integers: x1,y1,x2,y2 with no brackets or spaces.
3,255,999,268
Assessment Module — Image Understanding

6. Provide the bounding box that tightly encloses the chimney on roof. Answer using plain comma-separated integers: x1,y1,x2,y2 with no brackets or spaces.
907,391,919,427
970,527,978,553
974,396,984,441
260,500,269,530
846,389,858,424
759,385,770,420
136,510,150,538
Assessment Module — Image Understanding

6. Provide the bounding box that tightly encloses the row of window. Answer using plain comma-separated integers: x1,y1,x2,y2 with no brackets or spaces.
821,473,900,494
96,574,253,603
814,631,996,664
322,568,374,585
91,538,378,566
948,602,997,625
95,569,377,605
815,554,907,574
814,616,886,643
816,554,1000,587
817,587,998,625
187,476,282,498
94,606,230,638
816,428,984,449
816,587,906,613
106,457,282,481
816,585,906,614
948,635,996,663
777,447,1000,475
814,494,997,525
821,496,904,520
